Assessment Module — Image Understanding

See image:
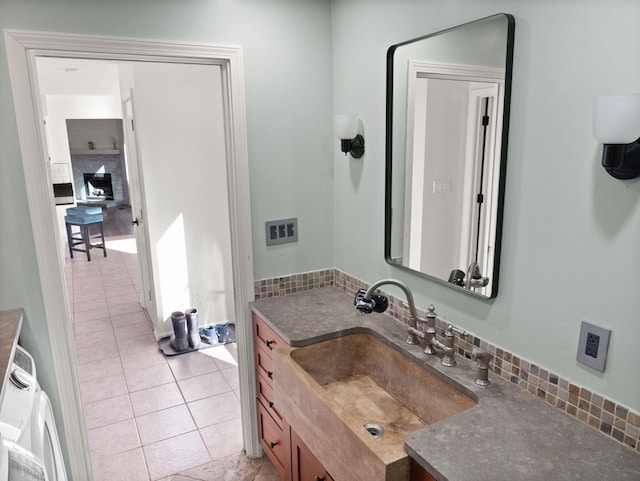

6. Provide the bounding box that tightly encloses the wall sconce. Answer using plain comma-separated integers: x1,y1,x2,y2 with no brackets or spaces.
335,114,364,158
593,94,640,179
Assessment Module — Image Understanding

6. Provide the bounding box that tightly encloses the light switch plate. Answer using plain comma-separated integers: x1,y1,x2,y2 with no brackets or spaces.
576,320,610,372
265,218,298,246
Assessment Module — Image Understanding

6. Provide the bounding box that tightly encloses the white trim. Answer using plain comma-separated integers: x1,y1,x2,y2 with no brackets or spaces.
412,61,505,83
4,30,259,480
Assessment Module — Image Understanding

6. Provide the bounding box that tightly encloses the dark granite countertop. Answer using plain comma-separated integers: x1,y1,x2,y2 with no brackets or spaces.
251,287,640,481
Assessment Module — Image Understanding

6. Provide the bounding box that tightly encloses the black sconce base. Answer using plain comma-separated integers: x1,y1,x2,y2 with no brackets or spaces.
602,138,640,179
340,135,365,159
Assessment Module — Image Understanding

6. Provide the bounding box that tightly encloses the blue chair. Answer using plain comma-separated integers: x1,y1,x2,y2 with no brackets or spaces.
64,206,107,261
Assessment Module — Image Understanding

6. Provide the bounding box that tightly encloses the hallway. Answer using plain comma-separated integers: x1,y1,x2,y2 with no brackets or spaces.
64,207,277,481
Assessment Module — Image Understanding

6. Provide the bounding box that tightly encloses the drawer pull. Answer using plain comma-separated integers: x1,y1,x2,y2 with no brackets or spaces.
315,477,325,481
265,339,274,347
268,401,274,408
269,441,278,449
267,370,273,379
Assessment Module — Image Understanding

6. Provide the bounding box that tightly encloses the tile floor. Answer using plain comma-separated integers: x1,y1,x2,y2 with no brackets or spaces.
64,230,278,481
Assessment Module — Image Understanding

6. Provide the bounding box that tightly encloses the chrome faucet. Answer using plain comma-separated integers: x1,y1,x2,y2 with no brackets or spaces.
354,278,424,345
465,262,489,289
416,305,467,366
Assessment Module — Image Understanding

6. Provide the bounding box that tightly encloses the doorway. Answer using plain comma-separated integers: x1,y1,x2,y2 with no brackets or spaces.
5,30,257,481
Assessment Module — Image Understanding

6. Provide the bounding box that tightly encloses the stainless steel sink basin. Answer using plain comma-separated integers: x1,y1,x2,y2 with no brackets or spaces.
273,332,477,481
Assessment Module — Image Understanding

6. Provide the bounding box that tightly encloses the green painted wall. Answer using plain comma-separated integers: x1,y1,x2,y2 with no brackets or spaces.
1,3,639,474
331,0,640,412
0,1,333,477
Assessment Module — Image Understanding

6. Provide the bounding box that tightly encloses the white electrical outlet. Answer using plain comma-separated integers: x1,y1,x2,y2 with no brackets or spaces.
576,320,610,372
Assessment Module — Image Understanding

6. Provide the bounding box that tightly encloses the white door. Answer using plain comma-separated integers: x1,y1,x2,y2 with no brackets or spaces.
122,93,156,324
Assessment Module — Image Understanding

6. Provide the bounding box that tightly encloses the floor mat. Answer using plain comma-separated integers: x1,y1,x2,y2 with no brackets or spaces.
158,323,236,356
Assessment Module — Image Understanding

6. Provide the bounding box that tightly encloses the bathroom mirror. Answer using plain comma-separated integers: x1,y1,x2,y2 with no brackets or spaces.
385,13,515,299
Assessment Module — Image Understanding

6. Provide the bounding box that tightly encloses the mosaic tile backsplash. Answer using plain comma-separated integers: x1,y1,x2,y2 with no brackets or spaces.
255,268,640,453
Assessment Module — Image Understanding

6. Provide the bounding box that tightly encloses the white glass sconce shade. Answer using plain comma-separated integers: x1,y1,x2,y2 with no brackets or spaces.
334,114,365,158
593,94,640,179
593,94,640,144
334,114,359,139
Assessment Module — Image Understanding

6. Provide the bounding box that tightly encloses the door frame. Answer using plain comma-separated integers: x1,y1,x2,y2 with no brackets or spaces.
4,30,258,480
121,94,157,324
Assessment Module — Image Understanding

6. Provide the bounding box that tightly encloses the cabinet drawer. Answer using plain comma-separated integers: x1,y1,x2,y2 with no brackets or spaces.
254,341,275,384
257,400,290,480
257,371,283,426
253,312,287,353
292,430,335,481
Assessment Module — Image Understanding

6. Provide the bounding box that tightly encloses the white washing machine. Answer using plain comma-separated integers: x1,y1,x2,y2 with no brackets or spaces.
29,390,67,481
0,346,68,481
0,346,38,448
0,436,48,481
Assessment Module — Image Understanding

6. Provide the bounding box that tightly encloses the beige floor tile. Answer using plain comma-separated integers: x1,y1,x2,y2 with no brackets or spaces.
124,361,175,393
200,417,243,460
74,327,116,350
104,286,138,300
178,371,232,403
69,228,246,480
111,309,150,327
101,273,133,286
88,418,140,457
92,447,149,481
108,299,144,317
209,344,239,371
167,351,219,381
120,348,167,372
73,297,109,313
143,431,211,480
130,382,185,417
136,404,197,446
177,453,264,481
73,306,111,323
76,337,119,365
73,273,104,286
83,394,134,430
77,356,123,383
220,367,240,392
188,391,241,429
113,319,153,342
81,372,128,404
254,460,282,481
73,316,113,336
117,331,158,353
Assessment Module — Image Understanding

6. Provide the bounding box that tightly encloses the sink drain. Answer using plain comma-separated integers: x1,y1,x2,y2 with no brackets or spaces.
363,423,384,438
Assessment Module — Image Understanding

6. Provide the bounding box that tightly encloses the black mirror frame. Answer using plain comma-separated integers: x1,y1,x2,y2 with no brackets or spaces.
384,13,516,300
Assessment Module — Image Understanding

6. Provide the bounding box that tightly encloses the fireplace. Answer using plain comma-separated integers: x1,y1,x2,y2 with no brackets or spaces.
83,173,114,200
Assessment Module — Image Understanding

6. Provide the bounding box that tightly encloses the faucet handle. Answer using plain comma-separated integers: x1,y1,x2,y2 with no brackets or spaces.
446,324,468,338
471,348,491,386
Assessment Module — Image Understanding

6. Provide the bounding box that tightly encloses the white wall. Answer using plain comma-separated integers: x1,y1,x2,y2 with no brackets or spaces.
331,0,640,412
419,79,467,277
42,95,123,252
126,62,235,334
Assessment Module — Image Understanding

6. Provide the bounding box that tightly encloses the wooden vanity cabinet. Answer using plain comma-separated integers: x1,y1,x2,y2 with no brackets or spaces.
291,430,335,481
410,459,438,481
251,313,291,481
253,312,292,480
253,311,435,481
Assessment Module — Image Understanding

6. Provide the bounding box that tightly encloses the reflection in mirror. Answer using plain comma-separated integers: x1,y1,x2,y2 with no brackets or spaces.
385,14,515,299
